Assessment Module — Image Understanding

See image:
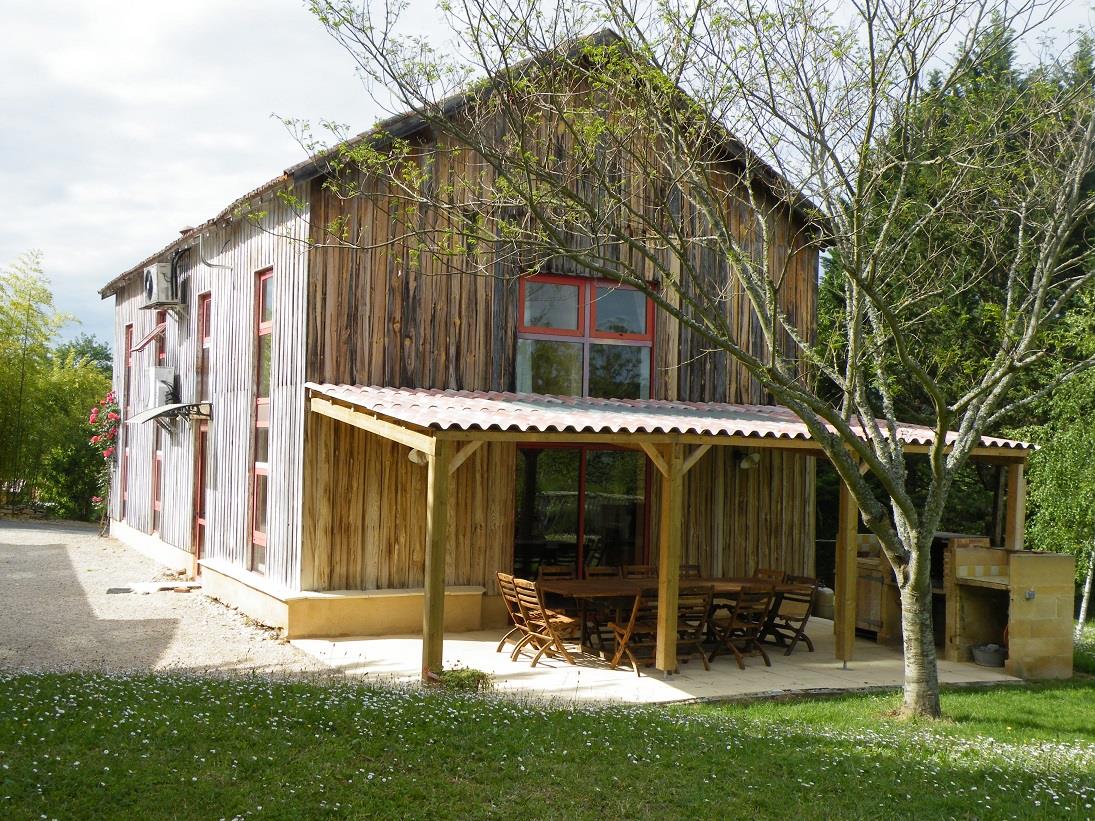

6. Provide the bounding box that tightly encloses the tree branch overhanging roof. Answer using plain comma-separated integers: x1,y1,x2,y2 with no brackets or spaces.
99,28,823,299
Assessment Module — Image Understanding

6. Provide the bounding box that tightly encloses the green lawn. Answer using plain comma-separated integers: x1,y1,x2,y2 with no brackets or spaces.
1,673,1092,819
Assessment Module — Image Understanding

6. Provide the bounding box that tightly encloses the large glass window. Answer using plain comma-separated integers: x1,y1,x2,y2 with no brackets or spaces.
514,447,647,579
516,276,654,399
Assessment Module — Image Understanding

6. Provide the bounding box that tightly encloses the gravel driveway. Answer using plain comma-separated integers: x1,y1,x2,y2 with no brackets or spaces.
0,519,323,675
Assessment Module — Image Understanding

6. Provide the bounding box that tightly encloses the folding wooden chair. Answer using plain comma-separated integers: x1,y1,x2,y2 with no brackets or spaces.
512,577,580,667
680,564,702,578
709,585,775,669
495,572,528,655
676,585,714,671
763,575,820,655
623,564,657,579
607,592,657,675
538,564,578,616
538,565,576,580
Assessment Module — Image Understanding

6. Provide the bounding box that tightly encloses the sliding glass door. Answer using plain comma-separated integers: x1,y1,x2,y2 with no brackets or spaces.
514,446,648,578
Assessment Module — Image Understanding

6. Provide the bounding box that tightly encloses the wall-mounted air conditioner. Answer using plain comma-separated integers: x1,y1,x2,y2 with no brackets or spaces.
143,262,179,307
147,366,176,409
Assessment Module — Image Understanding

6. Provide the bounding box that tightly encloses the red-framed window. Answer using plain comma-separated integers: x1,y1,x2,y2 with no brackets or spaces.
120,446,129,519
193,421,209,560
197,293,212,402
516,275,655,399
154,309,167,365
151,427,163,534
123,324,134,415
251,269,273,574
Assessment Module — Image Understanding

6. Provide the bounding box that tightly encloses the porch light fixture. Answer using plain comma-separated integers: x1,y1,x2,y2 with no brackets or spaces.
408,448,429,466
738,451,761,470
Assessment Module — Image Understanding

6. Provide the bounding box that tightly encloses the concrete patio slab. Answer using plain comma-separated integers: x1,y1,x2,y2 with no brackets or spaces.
293,617,1020,703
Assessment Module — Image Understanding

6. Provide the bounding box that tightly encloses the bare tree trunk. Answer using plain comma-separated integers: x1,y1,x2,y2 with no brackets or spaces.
1076,542,1095,641
898,564,942,718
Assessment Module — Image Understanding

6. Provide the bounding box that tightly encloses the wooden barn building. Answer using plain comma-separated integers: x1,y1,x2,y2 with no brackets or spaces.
100,46,1050,680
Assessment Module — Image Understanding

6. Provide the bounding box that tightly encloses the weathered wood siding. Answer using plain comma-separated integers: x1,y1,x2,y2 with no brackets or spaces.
302,413,516,590
301,119,819,591
109,187,310,590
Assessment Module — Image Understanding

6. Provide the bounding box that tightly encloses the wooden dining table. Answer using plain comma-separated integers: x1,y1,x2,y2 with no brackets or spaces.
537,576,797,656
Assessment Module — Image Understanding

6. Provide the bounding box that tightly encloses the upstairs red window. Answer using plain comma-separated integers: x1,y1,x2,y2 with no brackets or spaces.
197,293,212,402
516,275,654,399
123,324,134,415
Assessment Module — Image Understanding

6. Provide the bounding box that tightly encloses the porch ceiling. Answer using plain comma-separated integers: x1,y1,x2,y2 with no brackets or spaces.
304,383,1031,459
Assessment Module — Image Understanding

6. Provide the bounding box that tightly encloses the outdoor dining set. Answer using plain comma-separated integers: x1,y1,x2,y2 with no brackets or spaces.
495,565,821,675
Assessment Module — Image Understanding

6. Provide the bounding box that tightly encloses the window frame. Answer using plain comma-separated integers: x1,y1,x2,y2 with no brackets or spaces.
250,268,274,574
154,309,167,365
123,324,134,416
197,292,212,402
516,274,655,399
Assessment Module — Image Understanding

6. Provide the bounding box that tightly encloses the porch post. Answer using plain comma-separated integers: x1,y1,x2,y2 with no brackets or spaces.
835,478,859,663
422,438,452,681
1004,461,1027,550
655,444,685,674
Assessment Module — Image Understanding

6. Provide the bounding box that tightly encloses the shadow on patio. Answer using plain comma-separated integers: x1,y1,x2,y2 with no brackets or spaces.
292,618,1019,703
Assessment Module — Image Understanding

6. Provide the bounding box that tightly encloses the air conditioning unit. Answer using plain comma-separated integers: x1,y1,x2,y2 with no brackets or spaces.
143,262,179,307
147,366,176,409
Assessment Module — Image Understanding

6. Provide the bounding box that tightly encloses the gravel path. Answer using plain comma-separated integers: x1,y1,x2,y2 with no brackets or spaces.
0,519,324,675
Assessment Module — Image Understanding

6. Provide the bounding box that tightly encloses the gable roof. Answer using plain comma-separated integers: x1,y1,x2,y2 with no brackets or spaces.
100,29,820,298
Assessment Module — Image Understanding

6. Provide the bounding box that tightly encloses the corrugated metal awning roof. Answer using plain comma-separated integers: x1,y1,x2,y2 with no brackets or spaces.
305,384,1031,454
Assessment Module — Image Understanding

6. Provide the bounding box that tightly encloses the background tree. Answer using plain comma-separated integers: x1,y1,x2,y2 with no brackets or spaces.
0,251,111,518
305,0,1095,717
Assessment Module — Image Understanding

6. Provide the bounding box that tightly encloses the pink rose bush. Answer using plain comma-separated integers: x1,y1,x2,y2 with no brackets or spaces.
89,390,120,515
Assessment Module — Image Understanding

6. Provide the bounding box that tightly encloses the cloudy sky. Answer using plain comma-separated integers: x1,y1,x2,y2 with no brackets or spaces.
0,0,413,342
2,1,1092,344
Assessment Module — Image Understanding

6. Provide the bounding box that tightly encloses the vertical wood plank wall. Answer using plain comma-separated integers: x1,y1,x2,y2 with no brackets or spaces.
302,126,820,591
109,187,310,590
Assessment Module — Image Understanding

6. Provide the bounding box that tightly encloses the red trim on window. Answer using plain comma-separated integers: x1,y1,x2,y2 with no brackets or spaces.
193,421,208,561
517,274,586,337
197,292,212,402
251,269,273,573
151,428,163,534
123,325,134,415
589,281,656,342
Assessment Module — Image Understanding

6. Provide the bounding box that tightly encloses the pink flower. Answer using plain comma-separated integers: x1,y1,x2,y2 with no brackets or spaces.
107,411,120,421
102,446,115,459
91,496,103,504
90,435,100,444
106,428,116,439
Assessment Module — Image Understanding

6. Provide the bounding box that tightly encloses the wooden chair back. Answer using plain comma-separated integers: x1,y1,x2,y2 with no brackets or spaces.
709,584,775,669
676,585,714,670
764,575,820,655
495,572,529,656
623,564,657,579
585,565,622,578
680,564,702,578
538,564,576,580
607,593,659,675
511,577,577,667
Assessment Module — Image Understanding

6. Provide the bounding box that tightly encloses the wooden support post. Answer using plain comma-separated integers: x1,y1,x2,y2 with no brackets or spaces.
834,478,859,664
1004,462,1027,550
655,445,685,674
421,438,451,681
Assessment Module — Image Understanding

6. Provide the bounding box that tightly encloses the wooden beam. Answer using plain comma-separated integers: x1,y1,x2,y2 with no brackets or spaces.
681,444,712,475
310,396,436,455
655,445,685,673
835,478,859,663
421,440,453,681
640,442,670,477
1004,462,1027,550
448,440,483,476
